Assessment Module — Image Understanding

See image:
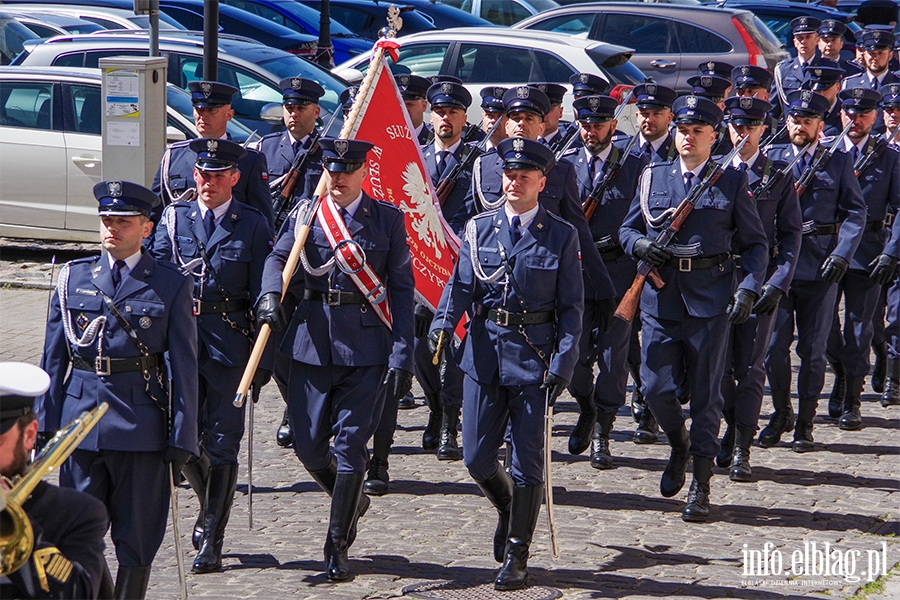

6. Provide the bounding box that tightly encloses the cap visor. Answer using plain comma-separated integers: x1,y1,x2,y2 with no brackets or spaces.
502,160,545,171
324,161,364,173
196,161,235,172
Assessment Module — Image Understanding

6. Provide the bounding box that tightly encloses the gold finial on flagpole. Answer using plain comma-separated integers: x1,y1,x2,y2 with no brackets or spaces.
380,5,403,38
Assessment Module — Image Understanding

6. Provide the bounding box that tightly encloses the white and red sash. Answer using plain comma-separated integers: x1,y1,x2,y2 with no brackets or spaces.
316,195,392,329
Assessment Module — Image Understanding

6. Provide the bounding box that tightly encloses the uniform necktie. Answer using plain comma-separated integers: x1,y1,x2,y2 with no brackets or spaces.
437,150,450,178
112,259,126,290
590,155,602,184
292,139,301,155
798,151,809,173
642,142,652,156
509,215,521,246
739,161,748,172
683,172,694,194
203,210,215,239
872,76,879,90
340,207,352,227
852,145,860,163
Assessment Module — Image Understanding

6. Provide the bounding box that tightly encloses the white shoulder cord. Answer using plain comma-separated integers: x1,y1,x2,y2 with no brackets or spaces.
474,155,506,212
467,219,506,284
160,205,205,278
57,263,107,348
638,167,674,228
161,147,197,203
295,200,335,277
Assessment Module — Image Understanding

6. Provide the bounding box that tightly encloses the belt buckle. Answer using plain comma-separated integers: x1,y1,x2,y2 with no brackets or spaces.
678,258,692,272
325,290,341,306
95,356,111,376
192,299,201,316
493,309,509,327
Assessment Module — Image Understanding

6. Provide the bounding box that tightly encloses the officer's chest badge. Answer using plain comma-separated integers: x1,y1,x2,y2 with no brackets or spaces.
75,313,89,331
139,316,152,330
536,222,544,229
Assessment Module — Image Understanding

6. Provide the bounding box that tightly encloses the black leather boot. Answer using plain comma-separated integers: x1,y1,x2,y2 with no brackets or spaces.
682,457,712,523
324,472,365,581
758,390,794,448
660,425,691,498
676,384,691,405
276,405,293,448
828,361,846,418
872,341,888,394
192,463,238,573
633,406,659,444
729,426,754,482
114,566,151,600
568,394,596,455
715,407,735,469
474,465,513,563
882,358,900,407
307,457,370,547
792,399,816,453
398,392,416,410
590,412,615,469
422,393,442,451
629,363,645,423
182,452,210,551
839,376,864,430
437,405,461,461
494,484,543,591
364,435,392,496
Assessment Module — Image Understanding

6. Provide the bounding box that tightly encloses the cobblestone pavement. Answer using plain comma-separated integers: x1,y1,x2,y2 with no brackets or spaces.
2,285,898,600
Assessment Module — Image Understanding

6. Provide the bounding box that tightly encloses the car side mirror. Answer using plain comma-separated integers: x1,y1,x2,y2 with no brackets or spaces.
333,68,364,83
166,125,186,144
260,102,283,122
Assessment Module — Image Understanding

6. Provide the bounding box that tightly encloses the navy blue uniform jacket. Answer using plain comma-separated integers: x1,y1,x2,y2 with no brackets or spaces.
254,130,324,211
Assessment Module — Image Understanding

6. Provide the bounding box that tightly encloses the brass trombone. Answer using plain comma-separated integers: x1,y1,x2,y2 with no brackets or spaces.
0,402,108,576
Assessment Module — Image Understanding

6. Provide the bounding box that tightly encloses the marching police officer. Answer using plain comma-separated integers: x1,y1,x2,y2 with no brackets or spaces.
825,88,900,429
530,82,569,151
686,73,733,154
39,181,198,599
396,74,433,145
570,72,610,98
843,28,899,135
805,63,845,136
561,95,649,467
716,97,802,481
255,139,415,581
817,20,862,78
1,363,110,600
619,95,768,522
773,17,824,116
873,215,900,405
632,83,678,163
253,76,327,449
429,137,584,590
479,86,509,150
763,90,867,452
254,77,326,228
152,138,273,573
152,81,273,228
731,65,782,145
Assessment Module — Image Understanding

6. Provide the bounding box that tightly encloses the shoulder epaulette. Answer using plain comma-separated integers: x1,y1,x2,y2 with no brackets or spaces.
545,211,575,230
560,146,580,157
168,139,192,149
374,199,403,213
473,209,500,221
66,256,98,267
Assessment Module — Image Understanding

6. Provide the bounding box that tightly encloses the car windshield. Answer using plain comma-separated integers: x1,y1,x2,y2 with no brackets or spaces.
257,55,346,113
269,1,357,36
527,0,561,10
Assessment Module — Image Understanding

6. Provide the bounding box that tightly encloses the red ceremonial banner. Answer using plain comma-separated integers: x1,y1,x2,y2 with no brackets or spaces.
345,55,467,339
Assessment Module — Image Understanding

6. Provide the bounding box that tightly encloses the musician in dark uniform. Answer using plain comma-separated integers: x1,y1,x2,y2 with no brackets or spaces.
39,181,198,599
633,83,677,163
825,87,900,429
0,363,110,600
716,97,802,481
253,77,326,449
560,95,649,467
763,90,866,452
255,139,415,581
429,137,584,591
396,74,433,145
152,139,273,573
772,17,823,117
619,95,768,522
817,19,863,78
805,63,845,136
152,81,273,228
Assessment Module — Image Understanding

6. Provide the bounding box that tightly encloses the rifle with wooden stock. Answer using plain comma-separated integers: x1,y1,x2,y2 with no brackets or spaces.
435,117,504,204
614,135,749,324
794,120,852,197
751,140,811,199
582,132,640,221
853,125,900,177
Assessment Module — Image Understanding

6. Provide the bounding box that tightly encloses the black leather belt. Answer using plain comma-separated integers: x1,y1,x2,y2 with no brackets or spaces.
474,305,554,326
304,289,366,306
866,220,885,232
595,241,624,262
193,298,249,315
73,354,162,375
664,253,730,272
805,222,840,236
887,213,895,226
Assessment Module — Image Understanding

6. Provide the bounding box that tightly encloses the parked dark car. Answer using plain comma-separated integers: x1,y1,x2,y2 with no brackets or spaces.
514,2,788,92
298,0,439,38
218,0,372,64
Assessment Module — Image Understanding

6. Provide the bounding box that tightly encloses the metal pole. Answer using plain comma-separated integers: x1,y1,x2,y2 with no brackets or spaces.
203,0,218,81
317,0,333,69
149,7,159,56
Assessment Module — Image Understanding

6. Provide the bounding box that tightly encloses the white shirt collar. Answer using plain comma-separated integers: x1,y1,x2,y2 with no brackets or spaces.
107,249,142,275
198,198,233,224
290,132,310,147
586,143,613,164
434,139,461,155
733,149,760,170
414,122,425,138
504,203,540,232
679,158,708,180
340,191,365,218
639,133,667,152
795,140,819,157
844,134,869,152
541,128,560,144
